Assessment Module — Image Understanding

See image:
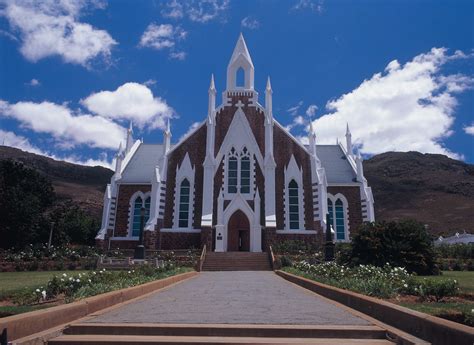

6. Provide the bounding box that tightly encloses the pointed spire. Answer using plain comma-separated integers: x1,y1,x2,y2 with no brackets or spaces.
345,123,353,157
229,33,254,68
129,120,133,132
266,76,272,91
163,118,171,155
125,121,134,154
209,74,216,91
116,142,123,156
166,118,171,134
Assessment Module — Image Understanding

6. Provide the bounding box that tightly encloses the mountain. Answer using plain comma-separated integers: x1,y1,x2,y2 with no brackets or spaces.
0,146,113,218
1,146,472,236
364,151,474,236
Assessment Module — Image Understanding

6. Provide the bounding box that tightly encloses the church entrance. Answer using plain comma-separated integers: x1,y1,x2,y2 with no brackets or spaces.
227,210,250,252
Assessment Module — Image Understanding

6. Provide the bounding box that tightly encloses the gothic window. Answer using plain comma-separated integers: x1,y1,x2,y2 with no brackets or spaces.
335,199,345,240
288,180,300,230
178,179,190,228
240,147,250,194
228,148,238,193
131,194,151,237
327,194,348,241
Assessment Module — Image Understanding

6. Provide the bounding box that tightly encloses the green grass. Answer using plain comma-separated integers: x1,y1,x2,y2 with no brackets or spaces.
399,301,474,327
0,270,88,299
418,271,474,294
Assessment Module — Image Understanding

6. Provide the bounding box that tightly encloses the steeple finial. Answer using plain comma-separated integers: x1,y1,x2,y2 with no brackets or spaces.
346,122,351,136
209,74,215,91
165,118,171,135
266,76,272,91
345,123,353,157
226,33,255,90
128,120,133,132
125,121,134,154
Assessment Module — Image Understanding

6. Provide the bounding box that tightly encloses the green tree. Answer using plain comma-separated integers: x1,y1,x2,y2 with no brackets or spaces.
49,202,100,245
350,220,438,275
0,160,55,248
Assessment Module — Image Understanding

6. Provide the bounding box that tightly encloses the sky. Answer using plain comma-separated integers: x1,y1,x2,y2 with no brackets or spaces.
0,0,473,169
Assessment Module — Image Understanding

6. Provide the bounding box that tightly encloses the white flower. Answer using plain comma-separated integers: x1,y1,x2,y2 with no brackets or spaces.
35,288,40,292
41,290,46,299
76,279,80,283
61,279,64,282
128,271,131,274
403,284,408,288
454,280,457,284
88,279,92,283
62,273,67,277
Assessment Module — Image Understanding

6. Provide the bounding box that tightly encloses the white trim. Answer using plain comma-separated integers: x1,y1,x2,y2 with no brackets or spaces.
160,228,201,233
276,230,317,235
120,140,141,175
172,153,195,231
127,191,151,238
284,155,305,231
328,183,361,187
327,193,350,242
110,236,139,241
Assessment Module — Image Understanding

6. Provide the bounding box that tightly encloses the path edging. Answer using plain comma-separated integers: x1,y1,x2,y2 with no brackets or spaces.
276,270,474,345
0,270,197,341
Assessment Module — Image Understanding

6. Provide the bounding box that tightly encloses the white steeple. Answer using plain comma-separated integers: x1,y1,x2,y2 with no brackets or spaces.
163,118,171,155
208,74,216,123
265,76,273,123
345,123,353,157
356,151,364,181
226,33,255,90
114,142,123,175
308,120,317,157
125,121,134,154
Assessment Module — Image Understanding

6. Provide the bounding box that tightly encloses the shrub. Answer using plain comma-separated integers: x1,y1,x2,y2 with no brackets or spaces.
406,278,460,302
280,255,293,267
272,240,320,254
350,220,439,275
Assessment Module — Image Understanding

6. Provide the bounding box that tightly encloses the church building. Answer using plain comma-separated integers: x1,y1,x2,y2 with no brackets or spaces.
96,34,375,252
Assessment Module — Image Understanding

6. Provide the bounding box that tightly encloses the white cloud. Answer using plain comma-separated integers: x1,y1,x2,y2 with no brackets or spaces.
0,129,113,168
161,0,229,23
139,23,187,59
291,0,324,13
169,51,186,60
310,48,473,159
0,100,125,149
241,16,260,30
287,101,303,116
143,79,157,87
179,122,202,141
81,82,174,129
1,0,116,67
306,104,318,117
464,123,474,136
0,129,45,155
26,78,40,86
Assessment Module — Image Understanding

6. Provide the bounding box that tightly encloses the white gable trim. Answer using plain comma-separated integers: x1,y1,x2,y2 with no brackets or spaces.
120,140,141,176
215,107,264,170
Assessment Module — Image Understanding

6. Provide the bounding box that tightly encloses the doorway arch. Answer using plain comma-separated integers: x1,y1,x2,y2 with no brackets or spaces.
227,210,250,251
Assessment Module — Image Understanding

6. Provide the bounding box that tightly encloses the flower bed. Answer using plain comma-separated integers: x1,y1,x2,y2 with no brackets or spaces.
10,264,190,307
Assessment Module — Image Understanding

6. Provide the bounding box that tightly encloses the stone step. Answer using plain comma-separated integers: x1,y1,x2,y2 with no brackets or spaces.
63,324,387,339
49,334,393,344
202,252,272,271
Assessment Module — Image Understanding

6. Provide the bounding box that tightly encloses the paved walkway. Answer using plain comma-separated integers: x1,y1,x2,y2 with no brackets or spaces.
86,272,370,325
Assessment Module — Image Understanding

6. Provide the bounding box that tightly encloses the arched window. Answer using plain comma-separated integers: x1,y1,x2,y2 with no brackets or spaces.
240,147,250,194
335,199,345,240
178,179,190,228
236,67,245,87
288,180,300,230
228,148,238,193
131,195,151,237
327,195,347,241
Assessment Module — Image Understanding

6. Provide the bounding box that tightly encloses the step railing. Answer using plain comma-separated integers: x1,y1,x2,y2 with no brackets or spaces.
197,244,207,272
268,245,277,270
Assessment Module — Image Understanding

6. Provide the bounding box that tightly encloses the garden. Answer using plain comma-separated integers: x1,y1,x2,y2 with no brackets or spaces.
0,244,197,318
274,220,474,327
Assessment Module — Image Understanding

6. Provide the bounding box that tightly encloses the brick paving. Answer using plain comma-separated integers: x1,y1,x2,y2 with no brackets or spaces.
86,272,371,325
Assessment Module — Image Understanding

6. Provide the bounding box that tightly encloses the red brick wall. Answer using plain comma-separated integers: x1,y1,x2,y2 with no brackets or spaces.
327,186,363,237
273,125,315,231
114,184,152,237
159,232,201,250
164,125,207,229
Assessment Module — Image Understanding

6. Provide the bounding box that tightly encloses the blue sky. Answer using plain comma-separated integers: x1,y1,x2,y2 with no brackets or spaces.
0,0,473,168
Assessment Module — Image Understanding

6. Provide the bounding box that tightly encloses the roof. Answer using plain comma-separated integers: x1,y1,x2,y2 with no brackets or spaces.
316,145,357,184
120,144,164,183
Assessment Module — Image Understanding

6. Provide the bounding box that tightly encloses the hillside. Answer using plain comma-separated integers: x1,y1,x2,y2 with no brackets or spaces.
364,151,474,236
0,146,113,217
0,146,472,236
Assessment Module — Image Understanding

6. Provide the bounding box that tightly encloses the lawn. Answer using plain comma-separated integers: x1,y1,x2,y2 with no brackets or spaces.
0,270,88,299
418,271,474,294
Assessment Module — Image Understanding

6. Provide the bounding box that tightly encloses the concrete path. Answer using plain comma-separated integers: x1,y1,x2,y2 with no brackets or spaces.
86,272,371,325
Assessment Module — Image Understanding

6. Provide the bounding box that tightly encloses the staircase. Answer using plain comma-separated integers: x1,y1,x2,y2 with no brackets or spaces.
202,252,272,271
48,323,395,344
